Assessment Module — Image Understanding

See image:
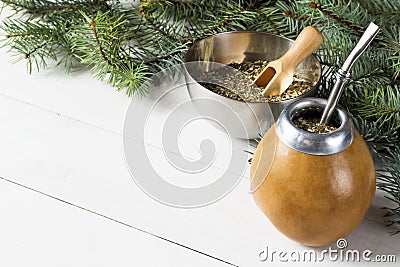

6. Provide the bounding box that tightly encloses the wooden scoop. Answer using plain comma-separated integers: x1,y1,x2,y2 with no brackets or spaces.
254,26,324,96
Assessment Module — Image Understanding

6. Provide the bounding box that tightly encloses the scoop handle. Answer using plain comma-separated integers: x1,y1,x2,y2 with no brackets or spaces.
280,26,324,72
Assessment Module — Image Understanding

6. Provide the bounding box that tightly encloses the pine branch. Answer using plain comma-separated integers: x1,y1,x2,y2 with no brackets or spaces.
307,1,364,36
351,85,400,129
70,11,150,96
139,5,183,43
356,0,400,24
253,7,282,35
88,17,117,68
377,147,400,235
351,114,399,153
0,18,59,72
0,0,113,15
383,26,400,80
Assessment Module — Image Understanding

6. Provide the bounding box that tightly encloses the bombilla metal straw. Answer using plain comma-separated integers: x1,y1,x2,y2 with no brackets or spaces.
320,22,380,125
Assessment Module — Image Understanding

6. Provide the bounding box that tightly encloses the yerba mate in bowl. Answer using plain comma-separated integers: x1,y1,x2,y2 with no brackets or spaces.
198,60,313,103
184,31,321,139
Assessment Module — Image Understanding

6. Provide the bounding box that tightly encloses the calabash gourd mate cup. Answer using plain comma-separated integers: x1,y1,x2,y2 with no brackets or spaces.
250,23,380,246
250,97,376,246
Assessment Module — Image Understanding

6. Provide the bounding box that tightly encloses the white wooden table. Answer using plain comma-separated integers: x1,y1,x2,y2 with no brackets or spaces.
0,10,398,267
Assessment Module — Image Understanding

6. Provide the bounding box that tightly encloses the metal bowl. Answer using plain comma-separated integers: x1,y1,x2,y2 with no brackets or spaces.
184,31,322,139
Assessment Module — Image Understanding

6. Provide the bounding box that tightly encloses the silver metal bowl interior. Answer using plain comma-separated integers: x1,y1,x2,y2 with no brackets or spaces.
184,31,322,139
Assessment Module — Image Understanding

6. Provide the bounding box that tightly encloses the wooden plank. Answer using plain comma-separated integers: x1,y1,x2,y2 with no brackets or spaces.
0,178,232,267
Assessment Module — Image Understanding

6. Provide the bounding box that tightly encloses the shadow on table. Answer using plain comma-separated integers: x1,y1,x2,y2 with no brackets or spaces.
310,192,399,260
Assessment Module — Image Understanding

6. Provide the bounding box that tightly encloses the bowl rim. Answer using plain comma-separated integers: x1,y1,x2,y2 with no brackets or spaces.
184,31,322,104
